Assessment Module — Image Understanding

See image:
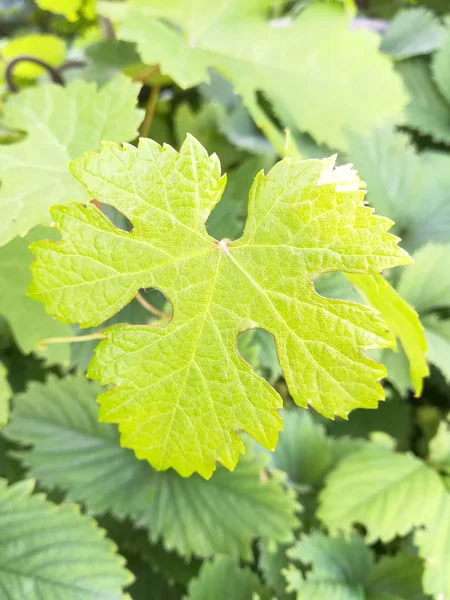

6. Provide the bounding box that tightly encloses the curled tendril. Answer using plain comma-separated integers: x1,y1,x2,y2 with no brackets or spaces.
5,56,64,92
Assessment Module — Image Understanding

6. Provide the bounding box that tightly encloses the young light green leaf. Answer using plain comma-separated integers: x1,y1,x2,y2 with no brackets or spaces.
0,75,143,246
186,556,270,600
0,227,71,365
101,1,406,150
0,363,11,427
2,34,66,79
318,444,444,542
415,487,450,600
381,7,444,59
347,273,428,395
428,416,450,473
0,478,131,599
4,376,299,559
29,136,410,477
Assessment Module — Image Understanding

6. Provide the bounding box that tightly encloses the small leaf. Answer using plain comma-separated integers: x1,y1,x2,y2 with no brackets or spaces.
0,75,143,246
318,443,444,542
0,478,131,598
29,138,410,476
4,376,299,559
186,556,270,600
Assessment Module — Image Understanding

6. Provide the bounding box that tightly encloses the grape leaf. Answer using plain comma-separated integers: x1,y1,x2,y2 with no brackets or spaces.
2,34,66,80
0,363,11,427
3,376,299,559
422,315,450,382
380,7,444,59
100,1,406,150
0,227,71,365
429,416,450,473
186,557,270,600
347,273,428,395
0,75,143,247
0,478,131,599
318,443,444,542
29,136,410,477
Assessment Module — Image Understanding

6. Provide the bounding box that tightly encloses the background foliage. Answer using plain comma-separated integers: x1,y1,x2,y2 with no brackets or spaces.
0,0,449,598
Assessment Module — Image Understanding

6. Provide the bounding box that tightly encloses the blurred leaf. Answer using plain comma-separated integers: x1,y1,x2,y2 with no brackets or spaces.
415,486,450,600
285,532,372,599
398,58,450,144
397,243,450,314
0,477,131,598
174,102,243,171
431,18,450,104
381,8,444,59
0,227,71,365
2,33,66,79
319,443,444,542
422,315,450,382
0,75,143,246
102,1,406,150
271,409,331,487
4,376,300,560
186,556,270,600
428,416,450,473
259,541,294,600
0,363,11,427
367,552,428,600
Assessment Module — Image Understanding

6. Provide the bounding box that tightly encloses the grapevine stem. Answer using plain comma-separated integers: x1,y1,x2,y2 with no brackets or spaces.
135,291,165,317
37,332,106,349
139,85,160,138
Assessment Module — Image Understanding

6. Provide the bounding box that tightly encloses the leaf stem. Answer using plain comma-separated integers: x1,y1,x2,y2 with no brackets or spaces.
139,85,160,138
37,332,106,350
135,291,165,317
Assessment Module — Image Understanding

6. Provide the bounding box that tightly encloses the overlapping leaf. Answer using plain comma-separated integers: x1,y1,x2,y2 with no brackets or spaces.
0,363,11,427
285,531,427,600
318,443,444,542
0,478,131,599
29,136,410,476
0,227,71,365
4,376,299,559
100,1,406,150
186,557,269,600
380,7,444,58
0,75,142,246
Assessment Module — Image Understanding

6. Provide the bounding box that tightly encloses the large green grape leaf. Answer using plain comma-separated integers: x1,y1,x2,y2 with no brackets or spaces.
285,532,427,600
186,557,270,600
0,363,11,427
100,1,406,150
0,226,71,365
318,443,444,542
29,136,410,477
0,75,142,247
0,478,131,599
347,273,428,395
3,376,299,559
